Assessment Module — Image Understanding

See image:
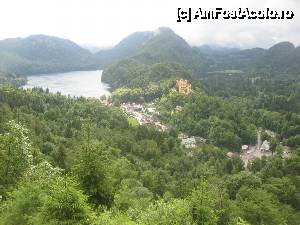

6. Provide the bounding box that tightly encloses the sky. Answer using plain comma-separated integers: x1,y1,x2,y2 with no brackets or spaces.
0,0,299,49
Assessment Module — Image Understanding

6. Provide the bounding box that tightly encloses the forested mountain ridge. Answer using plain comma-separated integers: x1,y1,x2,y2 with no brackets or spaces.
101,28,300,90
206,41,300,74
97,27,209,73
0,28,299,76
95,31,154,66
0,35,98,74
0,77,300,224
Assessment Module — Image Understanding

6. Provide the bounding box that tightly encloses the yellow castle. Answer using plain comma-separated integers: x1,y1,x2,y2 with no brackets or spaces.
176,79,192,95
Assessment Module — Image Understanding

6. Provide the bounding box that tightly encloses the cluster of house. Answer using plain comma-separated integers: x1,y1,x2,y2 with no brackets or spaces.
241,140,271,153
120,100,207,150
181,137,197,149
231,130,293,168
86,82,294,163
178,132,207,149
120,102,169,131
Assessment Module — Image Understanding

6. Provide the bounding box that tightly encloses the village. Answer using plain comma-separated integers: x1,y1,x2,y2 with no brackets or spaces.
89,78,292,168
231,130,292,167
120,102,169,131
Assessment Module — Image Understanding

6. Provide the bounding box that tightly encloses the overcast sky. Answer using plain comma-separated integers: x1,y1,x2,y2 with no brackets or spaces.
0,0,299,49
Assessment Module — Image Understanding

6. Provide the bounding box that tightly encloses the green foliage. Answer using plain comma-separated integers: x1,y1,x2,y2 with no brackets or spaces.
0,84,299,224
0,72,26,87
127,116,139,127
104,60,193,102
72,136,114,206
0,121,34,196
158,91,256,150
189,178,219,225
98,211,137,225
114,179,153,211
136,199,193,225
236,187,297,225
226,171,262,199
0,161,95,225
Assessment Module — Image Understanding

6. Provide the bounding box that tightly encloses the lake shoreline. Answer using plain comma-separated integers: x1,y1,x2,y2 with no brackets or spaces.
22,70,111,98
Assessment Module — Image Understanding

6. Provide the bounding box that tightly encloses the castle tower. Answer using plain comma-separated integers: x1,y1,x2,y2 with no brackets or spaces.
176,79,192,95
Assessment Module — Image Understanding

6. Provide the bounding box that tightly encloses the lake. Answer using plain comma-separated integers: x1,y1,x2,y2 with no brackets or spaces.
23,70,110,98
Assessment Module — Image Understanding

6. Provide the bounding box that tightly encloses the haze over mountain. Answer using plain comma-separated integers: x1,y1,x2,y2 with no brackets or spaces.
1,0,299,49
99,27,300,83
196,45,241,55
0,27,299,76
0,35,98,74
207,41,300,74
96,27,209,74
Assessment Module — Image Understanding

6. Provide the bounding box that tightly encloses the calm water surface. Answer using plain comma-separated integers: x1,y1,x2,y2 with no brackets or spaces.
23,70,110,98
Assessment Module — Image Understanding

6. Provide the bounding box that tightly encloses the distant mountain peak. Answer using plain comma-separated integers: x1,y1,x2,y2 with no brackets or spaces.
0,34,97,74
154,27,175,35
268,41,295,53
271,41,295,48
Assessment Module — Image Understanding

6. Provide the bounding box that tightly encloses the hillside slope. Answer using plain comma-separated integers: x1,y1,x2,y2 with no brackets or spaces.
203,42,300,74
0,35,98,74
97,27,209,74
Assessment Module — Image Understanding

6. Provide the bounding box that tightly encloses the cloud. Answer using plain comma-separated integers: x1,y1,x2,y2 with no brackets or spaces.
0,0,298,48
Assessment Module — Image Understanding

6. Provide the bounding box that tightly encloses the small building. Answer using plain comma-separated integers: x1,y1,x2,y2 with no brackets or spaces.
181,137,196,149
175,105,183,112
282,146,292,158
260,140,270,152
178,132,188,140
147,107,159,115
227,151,234,158
176,79,192,95
241,145,249,151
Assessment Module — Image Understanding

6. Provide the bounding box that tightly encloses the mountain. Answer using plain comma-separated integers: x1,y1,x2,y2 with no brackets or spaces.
100,27,300,81
100,28,300,90
97,27,209,73
102,59,193,89
255,42,297,73
95,31,154,66
1,29,299,77
0,35,98,75
204,42,300,74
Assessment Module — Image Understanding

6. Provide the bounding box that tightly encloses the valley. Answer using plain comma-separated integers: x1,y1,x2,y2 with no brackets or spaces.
0,26,299,225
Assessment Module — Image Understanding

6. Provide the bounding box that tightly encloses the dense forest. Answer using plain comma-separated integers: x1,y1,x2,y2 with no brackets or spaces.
0,27,300,225
103,60,299,151
0,72,26,87
0,66,300,224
